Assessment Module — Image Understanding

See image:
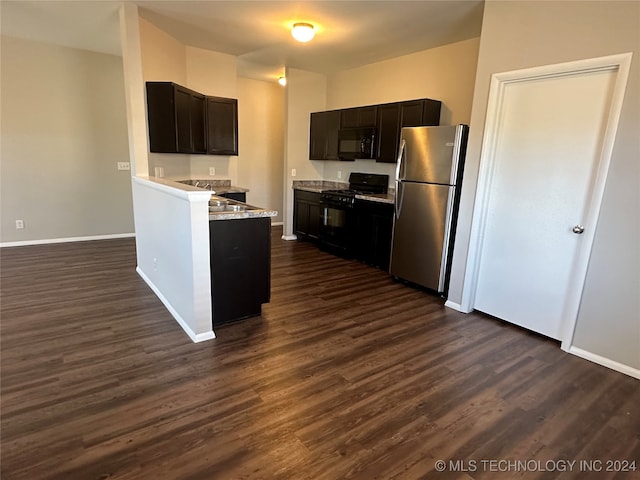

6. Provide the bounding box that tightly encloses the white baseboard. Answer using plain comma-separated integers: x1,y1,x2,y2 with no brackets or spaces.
568,346,640,380
444,299,472,313
271,221,284,226
281,234,298,241
136,267,215,343
1,232,135,248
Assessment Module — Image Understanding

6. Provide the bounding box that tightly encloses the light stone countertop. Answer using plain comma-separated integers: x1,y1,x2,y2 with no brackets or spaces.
292,180,395,205
207,195,278,221
177,179,250,195
146,176,277,220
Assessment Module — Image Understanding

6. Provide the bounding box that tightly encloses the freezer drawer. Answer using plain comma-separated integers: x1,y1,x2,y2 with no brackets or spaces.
389,181,455,292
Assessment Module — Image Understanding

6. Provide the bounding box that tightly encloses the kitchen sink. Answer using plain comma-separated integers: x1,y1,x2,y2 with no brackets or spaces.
208,197,262,214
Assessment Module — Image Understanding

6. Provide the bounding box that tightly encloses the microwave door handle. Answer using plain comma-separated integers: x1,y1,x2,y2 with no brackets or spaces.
370,133,376,159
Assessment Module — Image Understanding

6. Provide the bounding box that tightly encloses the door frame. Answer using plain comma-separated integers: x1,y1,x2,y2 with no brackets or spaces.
459,53,632,351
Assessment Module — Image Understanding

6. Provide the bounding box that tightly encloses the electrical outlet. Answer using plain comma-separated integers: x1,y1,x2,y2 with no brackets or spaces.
209,167,216,176
292,168,297,177
337,171,342,179
15,220,24,229
154,167,165,178
117,162,131,171
153,257,158,271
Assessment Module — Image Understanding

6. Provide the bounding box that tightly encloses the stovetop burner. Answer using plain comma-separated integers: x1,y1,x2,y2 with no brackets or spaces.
320,173,389,208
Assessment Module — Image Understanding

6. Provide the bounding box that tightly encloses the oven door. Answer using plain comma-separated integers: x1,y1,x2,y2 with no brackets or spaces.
318,203,353,255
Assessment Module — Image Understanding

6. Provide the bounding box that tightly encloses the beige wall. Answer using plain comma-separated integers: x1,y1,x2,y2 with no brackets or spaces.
0,35,133,244
282,68,327,237
139,19,240,181
322,38,480,184
186,46,239,181
237,78,285,222
280,40,480,234
138,16,286,216
327,37,480,123
139,17,190,178
448,0,640,370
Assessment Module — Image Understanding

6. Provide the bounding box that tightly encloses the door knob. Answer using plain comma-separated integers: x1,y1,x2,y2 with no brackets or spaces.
572,225,585,234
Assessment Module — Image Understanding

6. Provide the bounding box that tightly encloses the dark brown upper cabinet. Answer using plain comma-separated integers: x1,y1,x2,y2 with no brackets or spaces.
206,96,238,156
146,82,206,154
309,110,341,160
146,82,238,156
340,106,377,128
309,97,442,163
375,99,442,163
376,103,402,164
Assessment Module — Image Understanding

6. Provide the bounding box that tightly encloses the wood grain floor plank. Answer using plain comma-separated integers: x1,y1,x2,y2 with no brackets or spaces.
1,230,638,479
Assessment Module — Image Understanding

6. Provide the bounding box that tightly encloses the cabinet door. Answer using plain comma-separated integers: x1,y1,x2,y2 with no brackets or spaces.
175,87,192,153
294,200,310,235
309,112,327,160
146,82,207,154
146,82,178,153
293,190,322,239
422,99,442,126
207,97,238,155
400,100,425,127
191,94,207,154
340,106,377,128
209,217,270,325
309,111,340,160
376,103,401,163
353,200,394,269
219,192,246,203
307,203,322,239
376,99,443,163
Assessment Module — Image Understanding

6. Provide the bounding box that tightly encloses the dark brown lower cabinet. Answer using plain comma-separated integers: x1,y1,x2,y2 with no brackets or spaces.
209,217,271,326
293,190,322,240
353,200,394,270
218,192,246,203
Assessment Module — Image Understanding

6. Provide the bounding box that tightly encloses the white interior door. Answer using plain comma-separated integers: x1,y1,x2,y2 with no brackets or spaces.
473,68,617,340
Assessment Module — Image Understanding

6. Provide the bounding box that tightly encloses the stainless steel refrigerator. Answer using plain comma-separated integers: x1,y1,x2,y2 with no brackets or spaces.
389,125,469,294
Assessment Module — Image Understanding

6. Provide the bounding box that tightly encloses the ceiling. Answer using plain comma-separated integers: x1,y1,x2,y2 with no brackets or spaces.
1,1,484,82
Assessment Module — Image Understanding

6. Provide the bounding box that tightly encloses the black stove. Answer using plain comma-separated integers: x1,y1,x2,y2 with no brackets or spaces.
320,173,388,208
317,173,389,256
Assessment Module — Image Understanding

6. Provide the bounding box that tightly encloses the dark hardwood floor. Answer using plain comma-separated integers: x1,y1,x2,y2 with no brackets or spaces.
1,227,638,480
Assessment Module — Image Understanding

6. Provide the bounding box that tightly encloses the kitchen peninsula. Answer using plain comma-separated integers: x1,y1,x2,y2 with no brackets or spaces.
131,176,276,342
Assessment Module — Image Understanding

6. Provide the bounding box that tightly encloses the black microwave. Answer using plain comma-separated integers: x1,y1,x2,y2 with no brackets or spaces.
338,127,376,160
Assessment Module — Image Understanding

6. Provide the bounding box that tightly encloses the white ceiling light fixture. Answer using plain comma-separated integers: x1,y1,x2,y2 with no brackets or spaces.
291,22,315,43
278,76,287,86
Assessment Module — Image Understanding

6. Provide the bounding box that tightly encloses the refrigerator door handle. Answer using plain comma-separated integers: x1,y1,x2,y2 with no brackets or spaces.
395,180,404,219
395,139,406,181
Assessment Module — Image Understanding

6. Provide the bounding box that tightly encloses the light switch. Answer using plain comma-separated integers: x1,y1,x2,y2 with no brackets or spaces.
117,162,131,171
292,168,297,177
